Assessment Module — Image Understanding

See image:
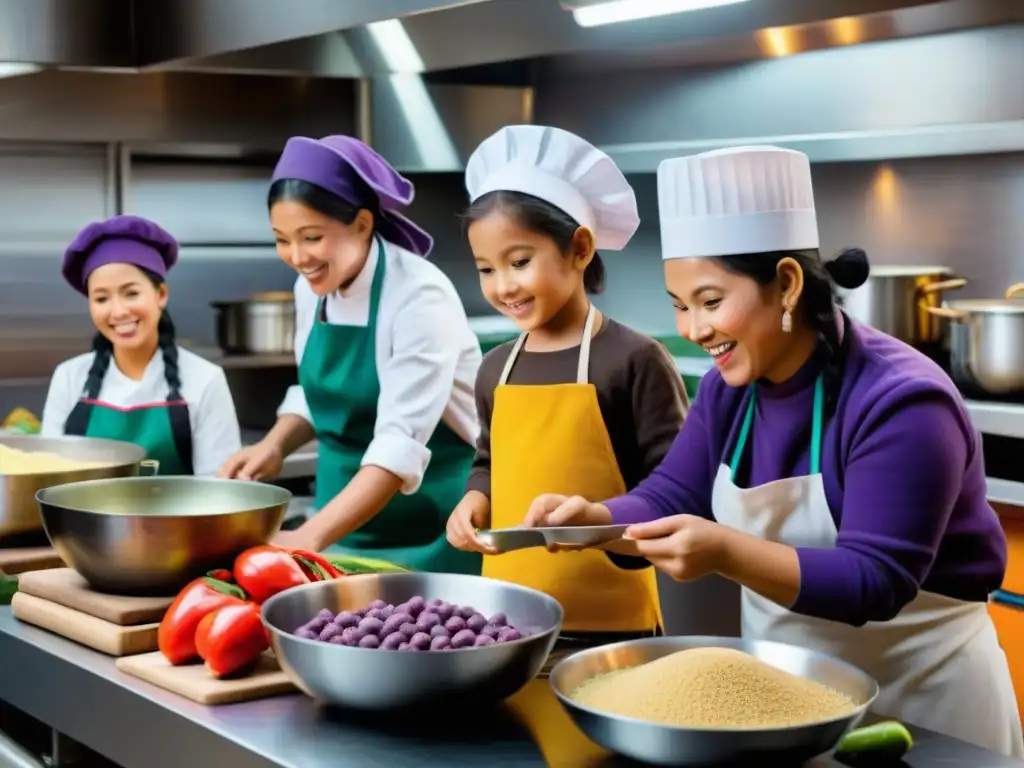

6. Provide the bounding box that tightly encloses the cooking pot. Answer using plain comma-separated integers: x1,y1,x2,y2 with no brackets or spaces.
842,266,967,346
212,291,295,355
925,283,1024,395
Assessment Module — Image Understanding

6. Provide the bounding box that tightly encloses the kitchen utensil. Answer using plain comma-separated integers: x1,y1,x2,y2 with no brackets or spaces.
116,651,296,705
549,635,878,767
1,435,148,536
841,265,966,346
262,572,563,711
925,283,1024,395
36,476,289,595
17,568,172,625
476,525,632,552
11,592,159,656
212,292,295,355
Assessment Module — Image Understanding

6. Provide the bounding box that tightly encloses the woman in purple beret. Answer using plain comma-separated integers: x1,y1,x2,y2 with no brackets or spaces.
40,215,242,476
524,147,1023,755
217,136,481,574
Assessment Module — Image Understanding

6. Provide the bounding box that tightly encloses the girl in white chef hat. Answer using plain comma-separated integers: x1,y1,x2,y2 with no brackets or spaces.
446,125,690,648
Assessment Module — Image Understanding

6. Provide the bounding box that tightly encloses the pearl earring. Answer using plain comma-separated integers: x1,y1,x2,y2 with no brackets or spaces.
781,310,793,333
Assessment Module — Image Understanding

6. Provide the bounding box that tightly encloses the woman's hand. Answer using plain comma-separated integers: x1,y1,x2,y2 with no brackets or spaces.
269,528,316,551
625,515,728,581
446,491,499,555
523,495,613,528
216,440,284,481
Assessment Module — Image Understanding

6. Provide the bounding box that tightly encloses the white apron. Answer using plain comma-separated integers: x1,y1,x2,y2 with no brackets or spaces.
712,374,1024,757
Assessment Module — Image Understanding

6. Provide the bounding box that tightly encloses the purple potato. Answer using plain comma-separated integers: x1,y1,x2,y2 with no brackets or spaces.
401,643,420,651
409,632,432,651
466,613,488,633
306,616,331,633
365,608,384,621
316,608,335,622
399,622,418,637
358,634,381,649
430,597,444,607
451,629,476,649
406,596,426,617
457,605,476,620
488,612,508,626
341,626,363,645
295,627,318,640
497,628,522,643
398,642,411,650
416,612,441,631
429,625,450,640
380,633,405,650
369,599,387,611
481,624,501,639
358,616,385,636
392,602,410,616
474,634,496,647
319,623,343,642
328,634,348,645
379,605,395,620
333,612,360,629
444,616,467,633
381,614,408,636
430,636,452,651
434,603,454,621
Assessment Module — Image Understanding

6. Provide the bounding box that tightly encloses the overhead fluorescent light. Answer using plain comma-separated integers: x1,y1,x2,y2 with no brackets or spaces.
572,0,749,28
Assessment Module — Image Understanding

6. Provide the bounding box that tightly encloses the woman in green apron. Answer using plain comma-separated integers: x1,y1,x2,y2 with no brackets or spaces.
217,135,482,575
40,215,242,475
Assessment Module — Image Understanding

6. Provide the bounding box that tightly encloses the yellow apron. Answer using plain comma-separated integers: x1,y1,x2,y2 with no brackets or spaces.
483,304,661,634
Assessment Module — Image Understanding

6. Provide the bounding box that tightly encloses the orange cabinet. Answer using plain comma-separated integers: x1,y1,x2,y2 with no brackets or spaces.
989,600,1024,715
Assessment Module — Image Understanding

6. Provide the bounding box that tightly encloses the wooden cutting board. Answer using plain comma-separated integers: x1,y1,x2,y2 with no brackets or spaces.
0,547,63,575
116,651,297,705
17,568,173,625
11,592,159,656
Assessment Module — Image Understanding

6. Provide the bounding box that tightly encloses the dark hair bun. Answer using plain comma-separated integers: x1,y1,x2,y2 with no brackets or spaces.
825,247,869,290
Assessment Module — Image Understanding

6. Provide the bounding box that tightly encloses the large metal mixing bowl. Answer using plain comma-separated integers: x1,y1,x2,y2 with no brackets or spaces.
37,476,290,595
262,572,563,711
550,635,878,766
0,435,147,537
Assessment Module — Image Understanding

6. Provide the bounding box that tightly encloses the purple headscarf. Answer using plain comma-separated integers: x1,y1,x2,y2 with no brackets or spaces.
61,215,179,296
271,135,433,257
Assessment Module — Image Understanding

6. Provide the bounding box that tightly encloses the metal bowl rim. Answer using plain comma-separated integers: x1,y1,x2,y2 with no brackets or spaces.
35,475,292,516
261,572,565,655
548,635,879,734
0,435,147,481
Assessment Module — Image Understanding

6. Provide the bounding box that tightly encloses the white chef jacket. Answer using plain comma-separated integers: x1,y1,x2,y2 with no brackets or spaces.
277,236,481,495
40,347,242,476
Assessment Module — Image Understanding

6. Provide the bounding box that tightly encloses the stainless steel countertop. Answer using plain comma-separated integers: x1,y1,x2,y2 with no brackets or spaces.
0,609,1014,768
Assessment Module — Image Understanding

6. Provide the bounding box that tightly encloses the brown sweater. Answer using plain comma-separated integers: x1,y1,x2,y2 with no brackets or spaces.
467,317,690,499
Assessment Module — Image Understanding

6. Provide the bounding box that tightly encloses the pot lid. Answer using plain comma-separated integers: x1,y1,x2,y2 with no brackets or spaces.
868,265,953,277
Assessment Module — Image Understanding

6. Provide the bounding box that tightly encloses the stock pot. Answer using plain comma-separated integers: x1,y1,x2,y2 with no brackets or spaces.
842,266,966,346
926,283,1024,396
212,291,295,355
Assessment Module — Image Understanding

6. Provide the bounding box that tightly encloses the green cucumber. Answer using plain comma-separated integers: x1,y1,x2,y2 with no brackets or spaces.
0,574,18,606
835,721,913,764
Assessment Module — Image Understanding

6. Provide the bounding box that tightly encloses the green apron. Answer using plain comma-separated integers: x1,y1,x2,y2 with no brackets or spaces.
299,241,480,575
64,395,192,475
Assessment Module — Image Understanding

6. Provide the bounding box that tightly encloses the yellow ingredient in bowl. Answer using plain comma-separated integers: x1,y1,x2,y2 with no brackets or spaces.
571,647,857,729
0,444,112,475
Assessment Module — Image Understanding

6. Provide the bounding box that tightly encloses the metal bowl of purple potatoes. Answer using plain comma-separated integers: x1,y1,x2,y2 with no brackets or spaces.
261,572,563,711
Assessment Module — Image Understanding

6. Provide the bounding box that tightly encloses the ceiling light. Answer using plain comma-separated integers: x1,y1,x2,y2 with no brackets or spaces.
571,0,749,28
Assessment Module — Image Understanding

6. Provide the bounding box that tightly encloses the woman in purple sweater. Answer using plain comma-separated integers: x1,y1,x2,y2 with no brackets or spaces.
525,146,1023,756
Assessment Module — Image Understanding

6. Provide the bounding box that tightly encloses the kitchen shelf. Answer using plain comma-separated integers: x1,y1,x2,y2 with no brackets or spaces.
963,401,1024,440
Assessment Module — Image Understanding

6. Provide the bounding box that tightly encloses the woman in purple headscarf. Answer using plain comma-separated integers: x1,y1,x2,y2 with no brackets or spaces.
40,215,242,476
217,136,482,574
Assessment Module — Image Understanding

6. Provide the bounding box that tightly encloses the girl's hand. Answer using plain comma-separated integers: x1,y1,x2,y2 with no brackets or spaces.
446,491,498,554
625,515,728,581
523,494,613,528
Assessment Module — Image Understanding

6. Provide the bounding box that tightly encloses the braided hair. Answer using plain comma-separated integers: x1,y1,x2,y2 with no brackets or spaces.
74,268,182,404
712,248,870,416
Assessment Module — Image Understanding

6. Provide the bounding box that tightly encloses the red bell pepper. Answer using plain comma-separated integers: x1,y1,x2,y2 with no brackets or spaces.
233,545,339,604
194,602,269,678
158,575,247,665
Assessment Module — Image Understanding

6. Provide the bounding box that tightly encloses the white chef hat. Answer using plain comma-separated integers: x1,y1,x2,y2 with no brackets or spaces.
465,125,639,251
657,146,819,261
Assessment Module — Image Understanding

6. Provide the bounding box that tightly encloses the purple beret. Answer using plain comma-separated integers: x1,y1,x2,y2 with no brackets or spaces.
271,135,434,257
62,215,179,296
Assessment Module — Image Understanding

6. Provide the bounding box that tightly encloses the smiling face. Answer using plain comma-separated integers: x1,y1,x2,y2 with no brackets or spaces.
87,263,167,352
271,199,374,296
665,256,809,386
468,209,591,333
